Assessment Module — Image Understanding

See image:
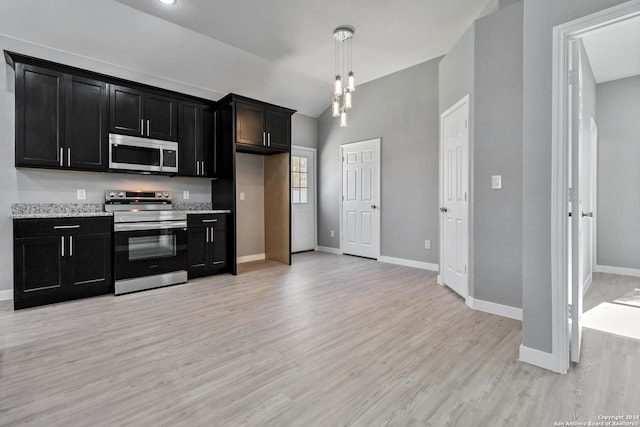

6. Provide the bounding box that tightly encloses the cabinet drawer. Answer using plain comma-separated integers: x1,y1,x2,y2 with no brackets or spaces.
14,217,113,238
187,214,226,227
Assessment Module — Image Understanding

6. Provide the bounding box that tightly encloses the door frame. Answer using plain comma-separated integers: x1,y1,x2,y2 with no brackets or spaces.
438,94,471,300
339,138,381,259
550,0,640,374
291,145,318,252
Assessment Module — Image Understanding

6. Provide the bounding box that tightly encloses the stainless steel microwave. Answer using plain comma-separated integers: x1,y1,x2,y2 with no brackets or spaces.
109,134,178,174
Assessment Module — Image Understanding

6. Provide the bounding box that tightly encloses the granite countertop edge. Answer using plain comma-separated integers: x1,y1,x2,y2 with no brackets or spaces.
10,203,232,219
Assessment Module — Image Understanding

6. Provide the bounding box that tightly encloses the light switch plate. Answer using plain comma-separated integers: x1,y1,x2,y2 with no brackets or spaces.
183,190,190,200
76,189,86,200
425,240,431,249
240,192,245,201
492,175,502,190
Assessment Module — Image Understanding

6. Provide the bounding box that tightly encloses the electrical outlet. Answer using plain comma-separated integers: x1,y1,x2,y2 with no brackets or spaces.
76,189,86,200
425,240,431,249
183,190,190,200
330,230,335,238
240,192,245,201
492,175,502,190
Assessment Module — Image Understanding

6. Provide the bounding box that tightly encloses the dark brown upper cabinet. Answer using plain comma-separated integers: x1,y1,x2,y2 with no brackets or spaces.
13,62,108,171
109,84,178,141
178,101,214,177
217,94,295,155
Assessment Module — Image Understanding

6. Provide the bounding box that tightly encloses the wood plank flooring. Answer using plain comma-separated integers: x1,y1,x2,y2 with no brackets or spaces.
0,252,638,426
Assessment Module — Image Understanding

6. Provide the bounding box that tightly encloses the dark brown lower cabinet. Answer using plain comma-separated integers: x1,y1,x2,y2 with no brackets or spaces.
187,214,227,279
13,217,113,309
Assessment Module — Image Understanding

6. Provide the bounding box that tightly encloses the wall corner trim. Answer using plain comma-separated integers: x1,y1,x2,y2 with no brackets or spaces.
378,256,439,272
0,289,13,302
315,246,342,255
237,254,266,264
466,296,522,320
519,345,562,373
595,265,640,278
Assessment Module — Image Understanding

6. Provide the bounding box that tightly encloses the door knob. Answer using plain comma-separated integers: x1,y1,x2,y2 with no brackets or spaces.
371,204,378,209
440,207,448,213
581,211,593,218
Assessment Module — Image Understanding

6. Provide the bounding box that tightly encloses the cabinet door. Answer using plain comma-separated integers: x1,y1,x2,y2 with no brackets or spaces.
178,101,203,177
210,225,227,269
187,226,209,277
15,63,65,168
67,233,112,295
202,106,215,177
14,236,65,309
235,102,265,147
145,93,178,141
66,76,108,171
109,85,144,137
265,109,290,151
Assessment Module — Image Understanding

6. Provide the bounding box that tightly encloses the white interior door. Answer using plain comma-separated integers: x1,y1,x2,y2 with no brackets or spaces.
341,139,380,259
440,97,469,299
569,39,585,363
291,147,315,252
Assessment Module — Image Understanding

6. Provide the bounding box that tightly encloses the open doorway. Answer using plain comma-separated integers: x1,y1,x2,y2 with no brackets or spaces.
551,1,640,373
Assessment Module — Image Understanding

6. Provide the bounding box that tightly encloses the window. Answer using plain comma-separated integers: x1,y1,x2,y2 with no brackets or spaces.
291,155,308,204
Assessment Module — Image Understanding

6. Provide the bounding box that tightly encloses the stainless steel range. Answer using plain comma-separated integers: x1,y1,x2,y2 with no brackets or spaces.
106,190,188,295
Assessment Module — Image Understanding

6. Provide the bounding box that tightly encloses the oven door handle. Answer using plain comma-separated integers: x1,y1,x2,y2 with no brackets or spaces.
114,221,187,232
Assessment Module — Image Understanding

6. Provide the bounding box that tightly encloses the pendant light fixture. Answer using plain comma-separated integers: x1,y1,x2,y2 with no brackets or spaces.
332,26,355,127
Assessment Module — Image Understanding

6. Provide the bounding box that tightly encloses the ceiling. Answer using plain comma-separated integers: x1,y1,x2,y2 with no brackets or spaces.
111,0,494,115
582,14,640,83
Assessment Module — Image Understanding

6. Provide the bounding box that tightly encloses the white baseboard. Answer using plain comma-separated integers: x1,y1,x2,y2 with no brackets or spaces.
583,273,593,296
0,289,13,301
519,345,560,372
595,264,640,278
466,296,522,321
378,256,439,272
237,253,266,263
315,246,342,255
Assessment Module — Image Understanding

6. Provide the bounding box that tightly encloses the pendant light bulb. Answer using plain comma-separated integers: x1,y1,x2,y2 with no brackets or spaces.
334,75,343,97
332,97,340,117
348,71,355,92
340,110,348,128
344,89,352,109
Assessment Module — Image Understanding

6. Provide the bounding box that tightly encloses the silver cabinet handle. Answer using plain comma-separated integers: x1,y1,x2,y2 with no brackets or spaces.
202,161,205,176
60,147,64,166
61,236,65,257
54,225,80,229
196,160,200,176
147,119,150,136
201,219,218,223
206,226,209,243
213,261,225,265
210,227,214,242
67,148,71,167
268,133,271,147
262,132,266,146
141,119,144,136
69,236,73,256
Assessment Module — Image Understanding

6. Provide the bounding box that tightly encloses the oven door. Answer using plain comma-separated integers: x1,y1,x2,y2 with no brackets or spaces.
114,223,187,281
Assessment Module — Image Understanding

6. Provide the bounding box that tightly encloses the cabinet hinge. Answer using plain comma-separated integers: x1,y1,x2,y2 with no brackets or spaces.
568,303,575,319
568,69,578,85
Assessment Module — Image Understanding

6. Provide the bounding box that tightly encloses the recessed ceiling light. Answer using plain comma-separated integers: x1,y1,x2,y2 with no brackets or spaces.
159,0,176,5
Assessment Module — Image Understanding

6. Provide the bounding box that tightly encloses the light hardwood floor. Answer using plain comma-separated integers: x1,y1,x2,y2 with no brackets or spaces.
0,252,638,426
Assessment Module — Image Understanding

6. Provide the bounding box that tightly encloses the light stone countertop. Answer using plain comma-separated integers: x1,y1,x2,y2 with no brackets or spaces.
10,203,231,219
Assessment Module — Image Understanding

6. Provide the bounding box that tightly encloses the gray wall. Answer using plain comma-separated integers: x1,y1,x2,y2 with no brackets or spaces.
317,58,441,264
473,1,523,308
521,0,628,353
292,114,318,149
596,75,640,269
